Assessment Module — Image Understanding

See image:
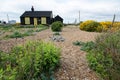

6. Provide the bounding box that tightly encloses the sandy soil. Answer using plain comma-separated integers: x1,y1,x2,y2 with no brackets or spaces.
0,26,100,80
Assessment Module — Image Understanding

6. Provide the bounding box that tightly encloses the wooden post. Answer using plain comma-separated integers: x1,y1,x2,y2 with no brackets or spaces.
111,14,116,28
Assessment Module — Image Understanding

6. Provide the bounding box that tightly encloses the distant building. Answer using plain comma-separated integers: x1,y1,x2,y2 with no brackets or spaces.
20,6,63,25
8,20,16,24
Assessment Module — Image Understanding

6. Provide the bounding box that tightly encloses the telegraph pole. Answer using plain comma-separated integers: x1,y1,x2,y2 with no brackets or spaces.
79,11,80,24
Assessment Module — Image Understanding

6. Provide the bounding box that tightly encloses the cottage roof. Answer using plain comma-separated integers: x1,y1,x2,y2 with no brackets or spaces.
20,11,52,17
55,15,63,20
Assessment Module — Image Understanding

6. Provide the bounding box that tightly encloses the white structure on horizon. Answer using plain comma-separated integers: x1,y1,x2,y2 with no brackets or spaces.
8,20,16,24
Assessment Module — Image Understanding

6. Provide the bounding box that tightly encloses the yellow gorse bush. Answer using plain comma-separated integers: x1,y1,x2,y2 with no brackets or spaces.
100,21,112,31
100,21,120,32
80,20,102,32
111,22,120,31
80,20,120,32
80,20,95,30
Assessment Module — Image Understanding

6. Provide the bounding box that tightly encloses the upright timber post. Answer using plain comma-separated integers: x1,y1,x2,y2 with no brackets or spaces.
111,14,116,28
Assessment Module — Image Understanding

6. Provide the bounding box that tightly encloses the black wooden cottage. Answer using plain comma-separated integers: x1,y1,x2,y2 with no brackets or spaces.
20,6,63,25
54,15,63,23
20,7,53,25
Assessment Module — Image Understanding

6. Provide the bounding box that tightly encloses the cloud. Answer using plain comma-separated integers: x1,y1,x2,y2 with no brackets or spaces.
0,0,120,23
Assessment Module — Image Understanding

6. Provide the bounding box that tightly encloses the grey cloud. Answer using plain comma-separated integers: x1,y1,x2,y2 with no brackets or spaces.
0,0,120,23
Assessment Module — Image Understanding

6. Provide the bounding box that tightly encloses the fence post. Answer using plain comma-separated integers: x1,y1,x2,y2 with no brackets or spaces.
111,14,116,28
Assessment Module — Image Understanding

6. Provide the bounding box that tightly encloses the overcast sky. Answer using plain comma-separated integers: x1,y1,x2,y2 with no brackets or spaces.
0,0,120,23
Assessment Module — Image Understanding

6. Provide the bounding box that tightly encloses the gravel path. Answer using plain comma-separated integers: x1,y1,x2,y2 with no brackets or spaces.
0,26,100,80
54,26,100,80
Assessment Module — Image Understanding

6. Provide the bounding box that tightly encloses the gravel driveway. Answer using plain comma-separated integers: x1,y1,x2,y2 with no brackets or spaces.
0,25,100,80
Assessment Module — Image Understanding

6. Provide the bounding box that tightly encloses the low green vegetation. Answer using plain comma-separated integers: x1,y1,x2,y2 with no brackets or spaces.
9,31,23,38
0,40,60,80
35,27,48,32
0,24,48,39
53,32,60,35
73,41,95,51
0,24,48,31
0,25,13,30
73,30,120,80
5,30,34,38
51,21,63,32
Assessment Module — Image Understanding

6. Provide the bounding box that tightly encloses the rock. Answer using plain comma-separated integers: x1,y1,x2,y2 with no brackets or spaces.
50,35,65,42
61,38,65,42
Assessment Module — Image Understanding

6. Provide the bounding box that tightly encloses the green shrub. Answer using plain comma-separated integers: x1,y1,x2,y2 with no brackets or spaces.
9,31,23,38
80,41,95,51
22,30,34,36
22,32,31,36
87,30,120,80
73,41,95,51
6,30,34,39
0,41,60,80
80,20,102,32
51,21,63,32
87,50,113,79
73,31,120,79
73,41,84,46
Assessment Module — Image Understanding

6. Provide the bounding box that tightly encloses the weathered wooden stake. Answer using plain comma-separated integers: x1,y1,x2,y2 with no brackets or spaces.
111,14,116,28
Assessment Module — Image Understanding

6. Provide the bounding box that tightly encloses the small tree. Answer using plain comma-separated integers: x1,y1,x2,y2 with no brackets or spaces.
51,21,63,32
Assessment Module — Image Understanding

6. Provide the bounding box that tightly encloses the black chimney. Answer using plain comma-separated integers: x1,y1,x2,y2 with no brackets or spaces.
31,6,34,12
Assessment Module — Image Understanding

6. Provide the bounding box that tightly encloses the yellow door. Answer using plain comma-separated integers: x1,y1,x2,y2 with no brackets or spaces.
34,18,38,25
41,17,46,24
25,17,30,24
